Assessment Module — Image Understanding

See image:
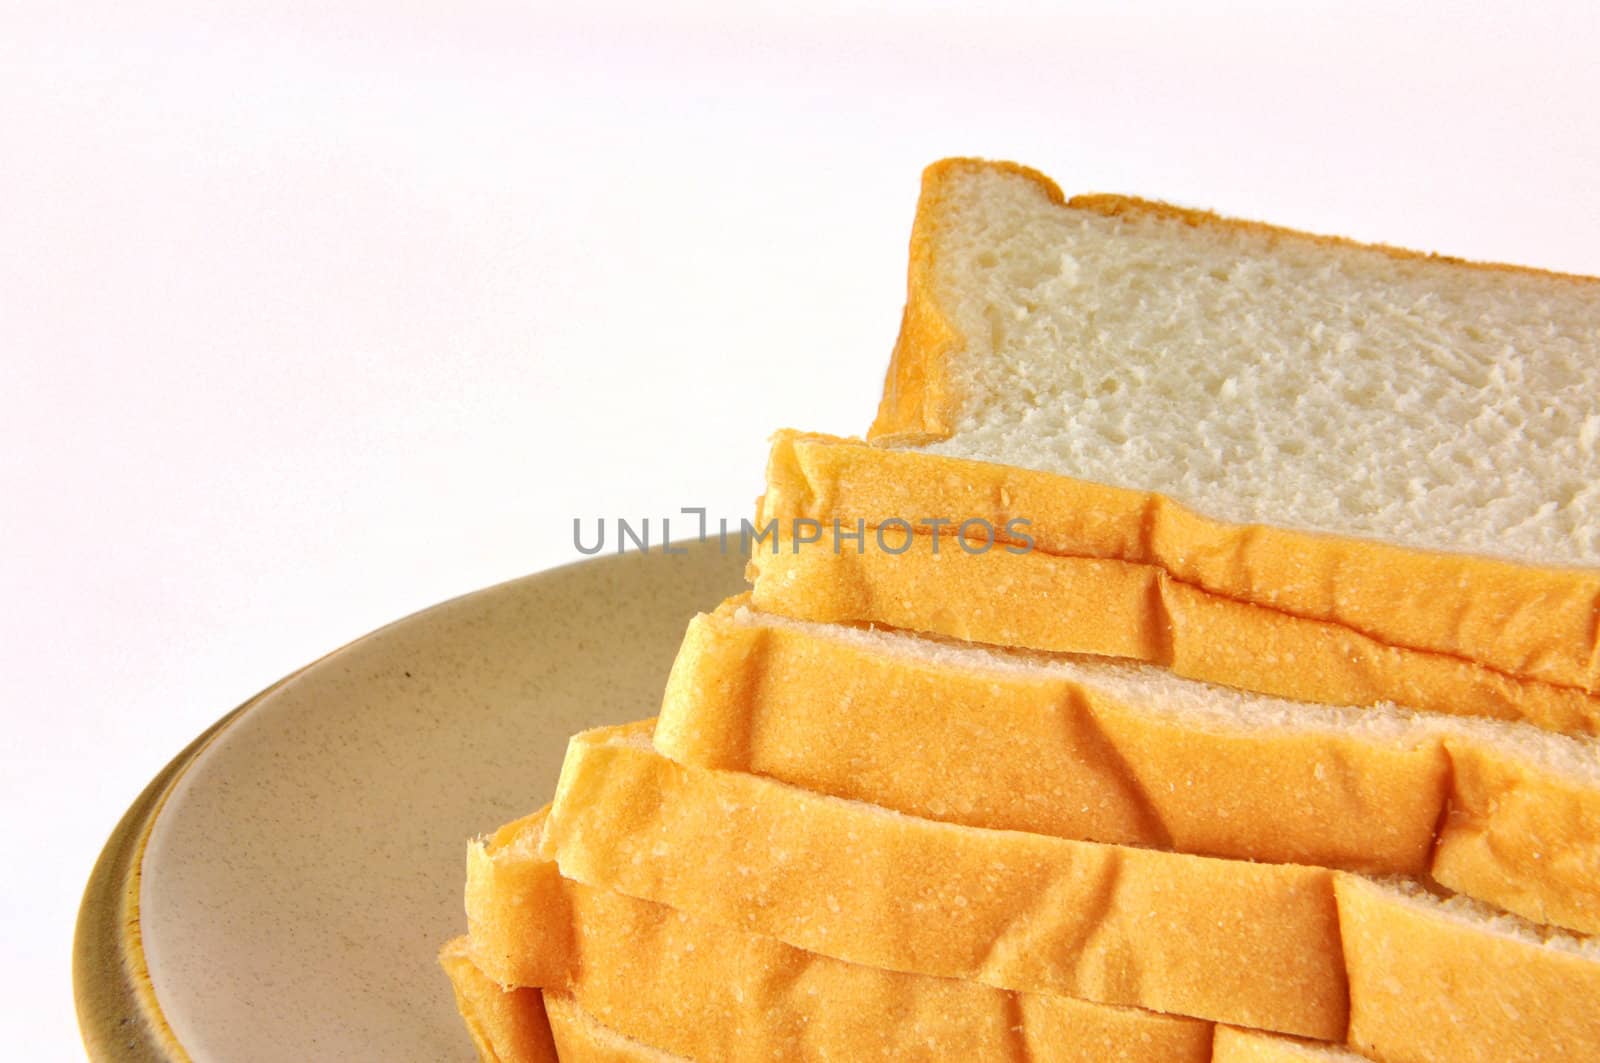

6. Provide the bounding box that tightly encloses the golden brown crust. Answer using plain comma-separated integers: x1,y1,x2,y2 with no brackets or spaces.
543,993,683,1063
464,804,1214,1062
754,431,1600,712
439,937,559,1063
544,723,1348,1040
455,843,1600,1063
1430,737,1600,933
747,526,1600,736
656,599,1600,935
870,159,1067,443
464,808,575,989
540,988,1372,1063
1212,1026,1372,1061
1337,877,1600,1063
657,600,1447,873
543,988,1218,1063
451,723,1600,1062
1066,192,1600,285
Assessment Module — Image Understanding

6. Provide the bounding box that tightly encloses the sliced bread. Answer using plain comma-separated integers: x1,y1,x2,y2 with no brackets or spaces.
1212,1027,1372,1062
655,597,1600,934
438,936,558,1063
442,934,1404,1063
465,803,1214,1062
545,991,1211,1063
447,924,1372,1063
544,993,692,1063
751,157,1600,717
873,158,1600,570
1337,875,1600,1063
541,721,1600,1059
752,431,1600,733
542,722,1347,1038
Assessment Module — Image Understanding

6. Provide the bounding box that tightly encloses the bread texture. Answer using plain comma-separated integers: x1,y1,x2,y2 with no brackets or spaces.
853,158,1600,714
1337,876,1600,1063
443,158,1600,1061
437,945,1381,1063
449,912,1367,1063
552,992,1335,1063
1211,1027,1372,1062
430,966,691,1063
464,808,571,990
544,993,689,1063
787,160,1600,714
751,432,1600,731
656,598,1600,934
533,723,1600,1060
467,803,1214,1062
872,158,1600,568
542,722,1347,1038
438,937,558,1063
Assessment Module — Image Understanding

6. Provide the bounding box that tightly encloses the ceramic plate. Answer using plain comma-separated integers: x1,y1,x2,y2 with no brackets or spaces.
74,541,747,1061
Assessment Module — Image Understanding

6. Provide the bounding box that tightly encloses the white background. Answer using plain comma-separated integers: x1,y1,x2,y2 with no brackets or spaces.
5,2,1600,1057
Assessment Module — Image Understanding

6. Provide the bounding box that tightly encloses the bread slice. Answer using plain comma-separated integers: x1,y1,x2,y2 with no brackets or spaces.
463,808,570,989
465,803,1214,1062
544,992,687,1063
1212,1027,1372,1062
542,723,1600,1060
753,158,1600,717
553,992,1221,1063
656,597,1600,934
433,954,685,1063
752,431,1600,733
435,964,1376,1063
543,721,1347,1039
1337,876,1600,1063
440,981,1377,1063
448,915,1358,1063
438,936,558,1063
876,157,1600,656
876,159,1600,557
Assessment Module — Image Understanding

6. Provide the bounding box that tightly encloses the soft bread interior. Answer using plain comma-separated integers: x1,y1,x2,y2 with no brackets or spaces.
911,164,1600,564
1368,875,1600,960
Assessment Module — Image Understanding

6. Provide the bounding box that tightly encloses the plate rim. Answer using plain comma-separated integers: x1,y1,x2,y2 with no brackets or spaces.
70,547,699,1060
73,684,275,1062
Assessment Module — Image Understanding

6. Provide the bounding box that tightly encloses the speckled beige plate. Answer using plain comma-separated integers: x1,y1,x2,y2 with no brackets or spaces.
74,542,747,1062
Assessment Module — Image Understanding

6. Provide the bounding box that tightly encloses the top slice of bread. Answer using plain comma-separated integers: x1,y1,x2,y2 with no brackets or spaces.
871,158,1600,567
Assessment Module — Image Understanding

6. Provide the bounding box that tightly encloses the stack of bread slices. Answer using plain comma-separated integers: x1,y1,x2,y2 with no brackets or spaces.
440,159,1600,1063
